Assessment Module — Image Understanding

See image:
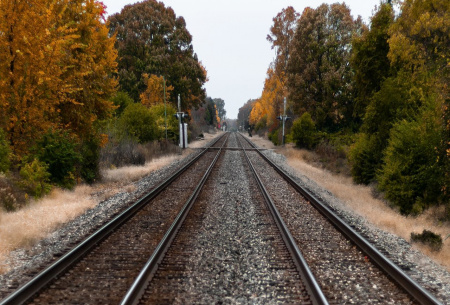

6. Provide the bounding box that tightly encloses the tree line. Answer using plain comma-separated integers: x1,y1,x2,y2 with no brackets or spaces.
238,0,449,216
0,0,224,209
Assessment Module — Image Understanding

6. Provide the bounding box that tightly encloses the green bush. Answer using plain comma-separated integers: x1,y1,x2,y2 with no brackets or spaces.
111,91,133,116
268,128,279,146
148,103,178,141
19,159,52,199
33,129,81,189
0,128,10,173
254,115,267,133
411,230,443,251
80,136,101,184
119,103,158,143
377,110,444,215
291,112,317,149
348,133,383,184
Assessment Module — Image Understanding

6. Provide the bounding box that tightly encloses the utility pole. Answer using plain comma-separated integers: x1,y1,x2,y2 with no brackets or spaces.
164,76,167,140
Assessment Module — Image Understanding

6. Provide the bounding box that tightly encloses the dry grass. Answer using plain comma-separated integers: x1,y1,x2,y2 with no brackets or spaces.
0,186,96,272
279,146,450,271
101,155,182,183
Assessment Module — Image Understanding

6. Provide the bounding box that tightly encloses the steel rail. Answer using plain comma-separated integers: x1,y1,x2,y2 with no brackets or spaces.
236,134,328,305
120,133,230,305
238,132,442,305
0,133,228,305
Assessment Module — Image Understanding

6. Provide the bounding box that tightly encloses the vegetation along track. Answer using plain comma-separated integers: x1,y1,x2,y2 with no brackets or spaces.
1,132,442,304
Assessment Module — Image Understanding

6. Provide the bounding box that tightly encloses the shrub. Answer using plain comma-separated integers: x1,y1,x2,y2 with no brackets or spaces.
80,136,101,184
100,136,146,168
111,91,133,116
148,103,178,141
119,103,158,143
348,133,382,184
33,129,81,189
19,159,52,199
377,110,444,215
254,115,267,133
291,112,317,149
411,230,443,251
0,129,10,173
268,129,280,146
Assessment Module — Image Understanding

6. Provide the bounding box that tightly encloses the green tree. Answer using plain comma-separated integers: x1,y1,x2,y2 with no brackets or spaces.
378,104,445,215
351,2,394,120
111,91,133,116
108,0,206,109
119,103,158,143
33,129,81,189
287,3,363,131
148,103,178,141
291,112,317,149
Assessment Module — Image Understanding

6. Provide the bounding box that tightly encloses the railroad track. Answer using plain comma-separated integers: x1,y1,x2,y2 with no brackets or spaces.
0,132,442,304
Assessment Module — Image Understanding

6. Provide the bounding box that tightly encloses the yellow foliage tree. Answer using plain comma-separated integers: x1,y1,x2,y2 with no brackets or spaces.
214,104,221,126
57,0,118,140
0,0,118,158
249,67,287,130
140,74,173,107
0,0,71,156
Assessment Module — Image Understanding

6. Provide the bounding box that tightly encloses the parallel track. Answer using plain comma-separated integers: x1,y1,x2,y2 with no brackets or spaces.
237,132,441,305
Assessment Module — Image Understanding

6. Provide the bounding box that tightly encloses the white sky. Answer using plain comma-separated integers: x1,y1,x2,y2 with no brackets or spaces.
102,0,382,119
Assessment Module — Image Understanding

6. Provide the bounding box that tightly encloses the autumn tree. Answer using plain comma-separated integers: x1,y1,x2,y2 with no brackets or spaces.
213,98,226,121
0,0,68,157
287,3,363,131
377,0,449,213
0,0,118,183
57,0,118,139
249,7,298,136
140,74,173,107
237,99,256,131
108,0,206,110
267,6,299,75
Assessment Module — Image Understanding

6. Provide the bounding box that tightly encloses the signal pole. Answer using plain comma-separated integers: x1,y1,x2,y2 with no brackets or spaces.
277,97,290,146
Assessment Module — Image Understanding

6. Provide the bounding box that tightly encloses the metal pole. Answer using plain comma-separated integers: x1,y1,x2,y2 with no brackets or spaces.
282,97,286,146
164,76,167,140
177,94,183,148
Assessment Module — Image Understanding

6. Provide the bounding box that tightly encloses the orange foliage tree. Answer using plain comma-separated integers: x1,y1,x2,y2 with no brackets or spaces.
249,68,287,131
0,0,117,159
57,0,118,140
140,74,173,107
0,0,69,157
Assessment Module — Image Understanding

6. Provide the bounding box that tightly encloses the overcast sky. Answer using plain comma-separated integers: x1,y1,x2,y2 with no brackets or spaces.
102,0,382,119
